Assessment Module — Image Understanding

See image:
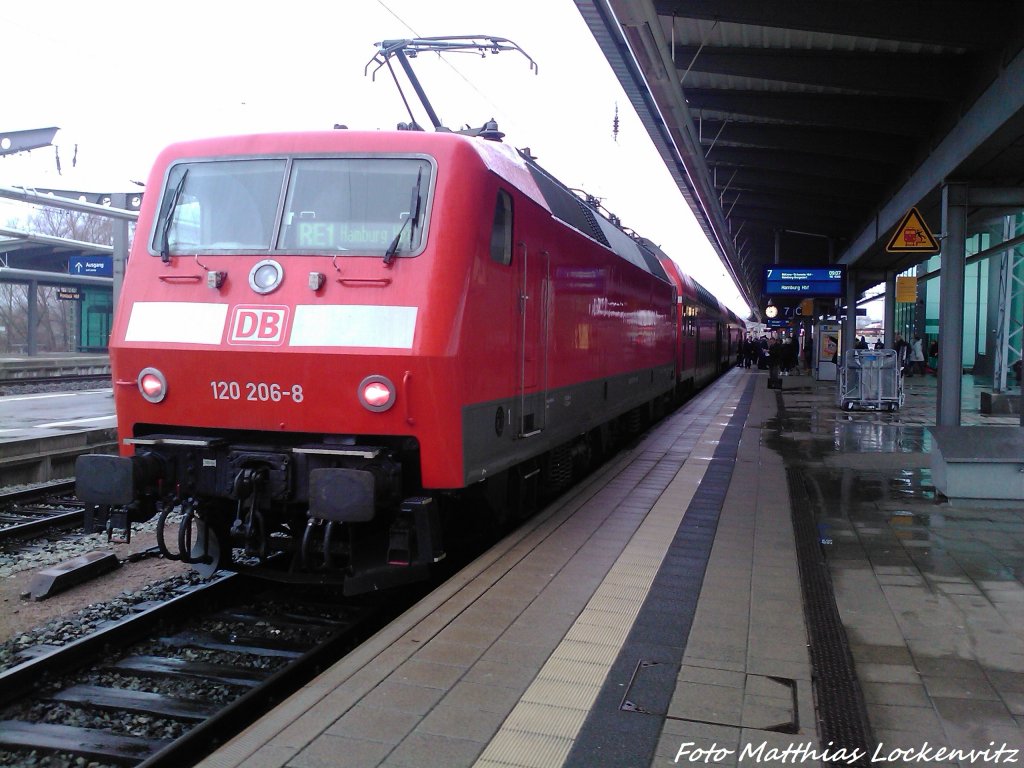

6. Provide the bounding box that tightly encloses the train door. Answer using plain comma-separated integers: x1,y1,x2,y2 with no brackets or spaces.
517,242,549,437
680,301,694,385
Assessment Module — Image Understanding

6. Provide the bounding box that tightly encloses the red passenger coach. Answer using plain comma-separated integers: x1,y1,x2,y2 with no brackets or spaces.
76,127,735,593
650,243,745,392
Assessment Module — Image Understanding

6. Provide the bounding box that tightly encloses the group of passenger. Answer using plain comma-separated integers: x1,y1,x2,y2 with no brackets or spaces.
853,336,884,350
739,335,800,375
855,332,934,376
739,324,1024,398
847,331,937,376
740,330,946,379
893,333,928,376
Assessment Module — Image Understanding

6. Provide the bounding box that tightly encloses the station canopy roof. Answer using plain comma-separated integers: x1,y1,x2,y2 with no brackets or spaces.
576,0,1024,318
0,229,111,273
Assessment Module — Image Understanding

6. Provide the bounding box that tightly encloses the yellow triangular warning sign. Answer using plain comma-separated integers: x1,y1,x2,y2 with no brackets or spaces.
886,207,940,253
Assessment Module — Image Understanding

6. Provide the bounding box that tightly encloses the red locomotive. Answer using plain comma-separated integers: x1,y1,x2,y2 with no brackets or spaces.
76,39,744,593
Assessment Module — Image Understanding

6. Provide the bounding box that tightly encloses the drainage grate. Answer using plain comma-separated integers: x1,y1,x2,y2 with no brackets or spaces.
786,463,875,764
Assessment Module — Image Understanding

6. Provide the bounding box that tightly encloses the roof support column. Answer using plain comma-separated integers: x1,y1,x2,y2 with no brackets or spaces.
883,271,896,349
843,272,857,360
937,182,968,426
993,215,1015,394
26,279,39,356
111,193,129,308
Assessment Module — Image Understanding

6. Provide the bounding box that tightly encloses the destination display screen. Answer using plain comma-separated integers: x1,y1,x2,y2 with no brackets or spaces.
294,221,400,250
763,266,845,297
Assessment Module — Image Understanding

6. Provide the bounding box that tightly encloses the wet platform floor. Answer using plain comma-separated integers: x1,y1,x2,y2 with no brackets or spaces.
772,370,1024,763
198,368,1024,767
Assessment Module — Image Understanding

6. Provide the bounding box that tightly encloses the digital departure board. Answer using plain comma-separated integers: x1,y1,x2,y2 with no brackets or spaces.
763,266,846,297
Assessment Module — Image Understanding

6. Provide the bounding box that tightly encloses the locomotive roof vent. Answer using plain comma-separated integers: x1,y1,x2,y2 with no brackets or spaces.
477,119,504,142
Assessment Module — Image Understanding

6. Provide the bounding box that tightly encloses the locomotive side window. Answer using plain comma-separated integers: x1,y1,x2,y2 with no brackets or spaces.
154,160,286,255
278,157,431,256
490,189,513,265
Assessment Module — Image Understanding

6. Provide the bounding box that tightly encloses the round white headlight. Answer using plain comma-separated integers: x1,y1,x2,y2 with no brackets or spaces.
249,259,283,294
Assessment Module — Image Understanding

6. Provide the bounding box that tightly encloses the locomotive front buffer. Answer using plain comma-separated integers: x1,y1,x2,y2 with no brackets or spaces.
75,439,446,594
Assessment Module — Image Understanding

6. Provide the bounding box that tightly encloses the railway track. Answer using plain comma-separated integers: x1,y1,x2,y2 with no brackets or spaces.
0,480,84,544
0,572,403,767
0,373,111,391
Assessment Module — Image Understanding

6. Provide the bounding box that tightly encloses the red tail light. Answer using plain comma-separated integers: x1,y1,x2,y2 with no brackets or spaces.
358,375,396,412
138,367,167,403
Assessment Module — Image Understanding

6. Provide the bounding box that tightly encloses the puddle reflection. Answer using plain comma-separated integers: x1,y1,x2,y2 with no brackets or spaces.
767,382,1024,586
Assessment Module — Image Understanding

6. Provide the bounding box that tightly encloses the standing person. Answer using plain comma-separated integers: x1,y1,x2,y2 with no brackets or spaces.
758,337,770,369
784,337,799,375
855,336,869,350
767,337,782,385
909,335,925,376
928,337,939,373
893,333,909,375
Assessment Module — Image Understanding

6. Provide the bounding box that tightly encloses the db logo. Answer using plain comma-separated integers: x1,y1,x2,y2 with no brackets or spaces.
228,305,289,345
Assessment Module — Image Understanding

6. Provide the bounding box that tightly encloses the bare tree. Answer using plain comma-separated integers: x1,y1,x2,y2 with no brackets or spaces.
30,206,113,245
0,284,28,353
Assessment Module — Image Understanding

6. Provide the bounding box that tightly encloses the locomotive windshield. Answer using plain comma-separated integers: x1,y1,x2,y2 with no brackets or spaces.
152,156,432,257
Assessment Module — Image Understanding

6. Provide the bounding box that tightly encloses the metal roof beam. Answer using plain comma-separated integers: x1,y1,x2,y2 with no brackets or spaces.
723,203,858,231
698,120,913,163
708,162,884,191
968,187,1024,207
724,188,876,217
686,89,937,136
715,168,883,201
652,0,1013,50
0,127,59,156
839,45,1024,266
577,0,757,311
0,227,113,255
721,188,853,212
706,146,892,184
674,47,964,100
0,186,139,221
0,267,112,287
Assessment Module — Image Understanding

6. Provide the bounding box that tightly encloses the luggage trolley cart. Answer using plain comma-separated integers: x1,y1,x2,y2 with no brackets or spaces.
838,349,904,411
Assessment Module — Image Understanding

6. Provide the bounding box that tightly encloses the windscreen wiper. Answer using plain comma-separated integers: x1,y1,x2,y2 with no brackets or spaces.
383,168,423,265
159,168,190,263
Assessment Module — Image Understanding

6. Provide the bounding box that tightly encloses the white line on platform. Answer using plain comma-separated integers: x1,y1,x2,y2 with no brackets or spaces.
36,415,116,428
0,389,111,402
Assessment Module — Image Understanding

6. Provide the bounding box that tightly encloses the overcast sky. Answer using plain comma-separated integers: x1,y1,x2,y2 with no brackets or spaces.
2,0,749,316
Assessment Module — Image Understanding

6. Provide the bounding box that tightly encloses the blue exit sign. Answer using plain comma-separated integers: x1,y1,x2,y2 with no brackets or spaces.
68,255,113,277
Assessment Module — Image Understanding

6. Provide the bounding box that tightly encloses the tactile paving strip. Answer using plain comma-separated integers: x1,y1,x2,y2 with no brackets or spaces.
474,377,756,768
